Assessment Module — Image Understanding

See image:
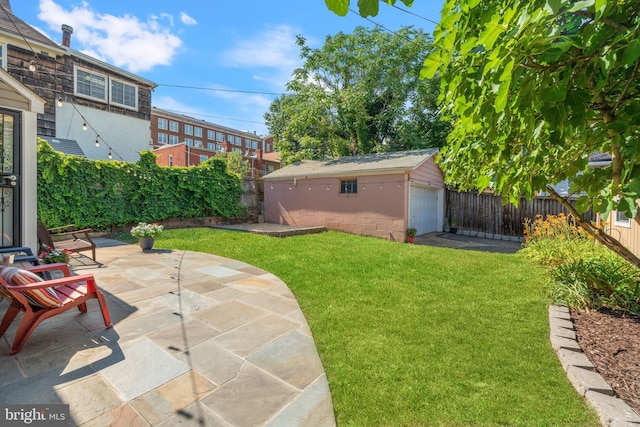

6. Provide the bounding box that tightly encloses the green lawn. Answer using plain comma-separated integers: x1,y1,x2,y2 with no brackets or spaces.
153,228,598,427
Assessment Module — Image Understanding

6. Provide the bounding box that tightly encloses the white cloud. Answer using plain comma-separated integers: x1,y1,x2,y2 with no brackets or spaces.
221,24,302,89
37,0,182,73
180,12,197,26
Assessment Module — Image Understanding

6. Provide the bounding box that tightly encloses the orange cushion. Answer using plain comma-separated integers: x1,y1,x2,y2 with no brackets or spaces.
0,267,62,309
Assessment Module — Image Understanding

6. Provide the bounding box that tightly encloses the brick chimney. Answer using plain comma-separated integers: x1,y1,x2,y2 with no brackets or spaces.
61,24,73,47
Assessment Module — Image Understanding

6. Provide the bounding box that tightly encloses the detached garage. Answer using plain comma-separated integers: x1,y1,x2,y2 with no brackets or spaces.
263,149,445,242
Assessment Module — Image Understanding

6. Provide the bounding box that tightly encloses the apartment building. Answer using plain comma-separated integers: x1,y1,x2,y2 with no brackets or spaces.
150,107,280,176
0,0,157,162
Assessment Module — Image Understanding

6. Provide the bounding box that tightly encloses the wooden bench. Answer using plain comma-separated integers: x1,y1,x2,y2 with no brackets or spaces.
37,221,97,261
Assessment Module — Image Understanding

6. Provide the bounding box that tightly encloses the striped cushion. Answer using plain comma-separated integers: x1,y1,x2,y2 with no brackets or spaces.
0,267,62,309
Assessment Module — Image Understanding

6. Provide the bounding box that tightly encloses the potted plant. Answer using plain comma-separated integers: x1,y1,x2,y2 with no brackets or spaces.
131,222,164,250
406,227,417,243
449,217,458,234
39,246,72,264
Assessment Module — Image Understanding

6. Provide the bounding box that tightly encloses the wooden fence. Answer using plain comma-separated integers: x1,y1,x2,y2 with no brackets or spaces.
445,189,596,237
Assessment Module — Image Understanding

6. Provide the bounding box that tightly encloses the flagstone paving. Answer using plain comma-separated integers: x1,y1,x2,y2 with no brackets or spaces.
0,239,336,426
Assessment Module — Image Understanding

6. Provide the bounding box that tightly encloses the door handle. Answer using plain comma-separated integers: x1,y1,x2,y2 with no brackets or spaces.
2,175,17,186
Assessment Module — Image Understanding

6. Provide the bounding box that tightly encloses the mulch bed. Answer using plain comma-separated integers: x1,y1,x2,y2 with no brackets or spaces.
570,308,640,414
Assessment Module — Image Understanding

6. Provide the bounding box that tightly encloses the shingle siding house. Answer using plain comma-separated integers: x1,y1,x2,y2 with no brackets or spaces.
263,149,444,241
0,1,157,162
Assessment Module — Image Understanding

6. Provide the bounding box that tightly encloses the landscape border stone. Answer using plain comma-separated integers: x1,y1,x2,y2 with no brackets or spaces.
549,305,640,426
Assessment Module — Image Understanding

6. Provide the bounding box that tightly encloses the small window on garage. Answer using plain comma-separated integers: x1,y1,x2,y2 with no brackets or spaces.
340,179,357,194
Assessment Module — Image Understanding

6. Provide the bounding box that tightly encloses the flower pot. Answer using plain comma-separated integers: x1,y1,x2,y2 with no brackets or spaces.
139,237,155,250
408,236,415,243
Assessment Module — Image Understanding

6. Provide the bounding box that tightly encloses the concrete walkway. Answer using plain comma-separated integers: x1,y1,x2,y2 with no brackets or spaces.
0,239,336,426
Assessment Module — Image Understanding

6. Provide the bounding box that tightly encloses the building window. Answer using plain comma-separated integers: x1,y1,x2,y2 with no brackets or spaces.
199,155,208,163
169,121,179,132
227,135,234,143
194,140,203,147
208,142,215,150
266,143,272,152
216,132,224,142
0,43,6,70
340,179,358,194
207,130,215,140
75,67,107,102
110,79,138,109
184,124,193,135
158,118,168,130
194,127,202,137
614,210,631,228
168,155,173,166
157,133,168,144
185,138,193,146
245,139,250,148
268,165,275,172
169,135,179,145
252,140,258,149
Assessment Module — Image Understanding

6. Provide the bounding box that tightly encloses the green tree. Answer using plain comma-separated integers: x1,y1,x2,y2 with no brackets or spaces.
265,26,448,164
325,0,413,17
420,0,640,266
215,150,249,177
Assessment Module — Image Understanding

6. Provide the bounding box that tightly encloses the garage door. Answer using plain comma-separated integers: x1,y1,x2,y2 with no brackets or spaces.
409,186,438,235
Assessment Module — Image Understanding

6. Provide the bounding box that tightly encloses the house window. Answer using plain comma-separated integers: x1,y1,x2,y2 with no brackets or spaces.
194,140,203,147
227,135,234,143
207,130,215,140
157,133,168,144
110,79,138,109
168,155,173,166
208,142,215,150
216,132,224,142
158,118,168,130
169,135,179,145
245,139,251,148
199,155,208,163
252,140,258,149
185,138,193,146
194,127,202,137
266,143,272,152
75,67,107,102
169,121,179,132
184,124,193,135
0,43,6,70
340,179,358,194
614,210,631,228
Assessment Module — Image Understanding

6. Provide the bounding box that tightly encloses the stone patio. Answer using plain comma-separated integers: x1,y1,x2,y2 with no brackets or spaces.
0,239,336,426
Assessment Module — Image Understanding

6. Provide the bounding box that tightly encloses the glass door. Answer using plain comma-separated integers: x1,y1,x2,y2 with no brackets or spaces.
0,109,20,247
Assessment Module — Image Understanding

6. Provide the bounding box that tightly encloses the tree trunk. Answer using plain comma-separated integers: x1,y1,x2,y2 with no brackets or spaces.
546,186,640,269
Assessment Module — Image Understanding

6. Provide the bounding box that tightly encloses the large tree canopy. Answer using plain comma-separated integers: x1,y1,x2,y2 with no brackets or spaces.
325,0,413,17
265,26,448,164
421,0,640,265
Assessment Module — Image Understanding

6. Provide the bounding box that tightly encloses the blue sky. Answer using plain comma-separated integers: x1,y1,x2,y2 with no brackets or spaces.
12,0,443,136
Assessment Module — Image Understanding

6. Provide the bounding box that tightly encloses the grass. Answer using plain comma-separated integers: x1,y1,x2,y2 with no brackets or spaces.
150,228,598,426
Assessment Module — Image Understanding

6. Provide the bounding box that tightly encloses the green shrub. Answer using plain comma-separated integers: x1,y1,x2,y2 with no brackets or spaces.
520,213,640,314
37,139,245,230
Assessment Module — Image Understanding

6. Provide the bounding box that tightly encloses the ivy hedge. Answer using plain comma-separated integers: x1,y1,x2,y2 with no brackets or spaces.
37,139,245,230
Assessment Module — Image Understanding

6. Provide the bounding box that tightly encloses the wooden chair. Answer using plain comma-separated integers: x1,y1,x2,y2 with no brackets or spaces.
0,263,112,355
37,221,97,261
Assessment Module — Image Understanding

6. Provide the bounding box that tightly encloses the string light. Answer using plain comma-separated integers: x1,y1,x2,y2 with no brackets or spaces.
28,60,36,72
82,122,88,131
108,148,112,159
95,136,100,147
57,96,63,107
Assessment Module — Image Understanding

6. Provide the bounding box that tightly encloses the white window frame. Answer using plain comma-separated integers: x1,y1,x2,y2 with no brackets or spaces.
184,124,193,135
0,43,6,71
207,130,215,140
194,127,203,137
185,138,193,146
158,118,168,130
194,140,203,148
614,210,631,228
199,154,208,163
207,142,215,150
169,135,179,145
216,132,224,142
169,121,179,132
74,66,107,103
157,133,168,144
168,155,173,167
251,140,258,149
110,77,138,110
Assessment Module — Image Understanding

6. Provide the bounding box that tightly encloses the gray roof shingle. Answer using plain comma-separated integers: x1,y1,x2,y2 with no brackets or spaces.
40,136,86,157
263,149,438,180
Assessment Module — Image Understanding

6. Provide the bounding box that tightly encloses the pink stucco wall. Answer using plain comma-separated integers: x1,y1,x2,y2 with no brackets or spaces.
264,173,410,241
